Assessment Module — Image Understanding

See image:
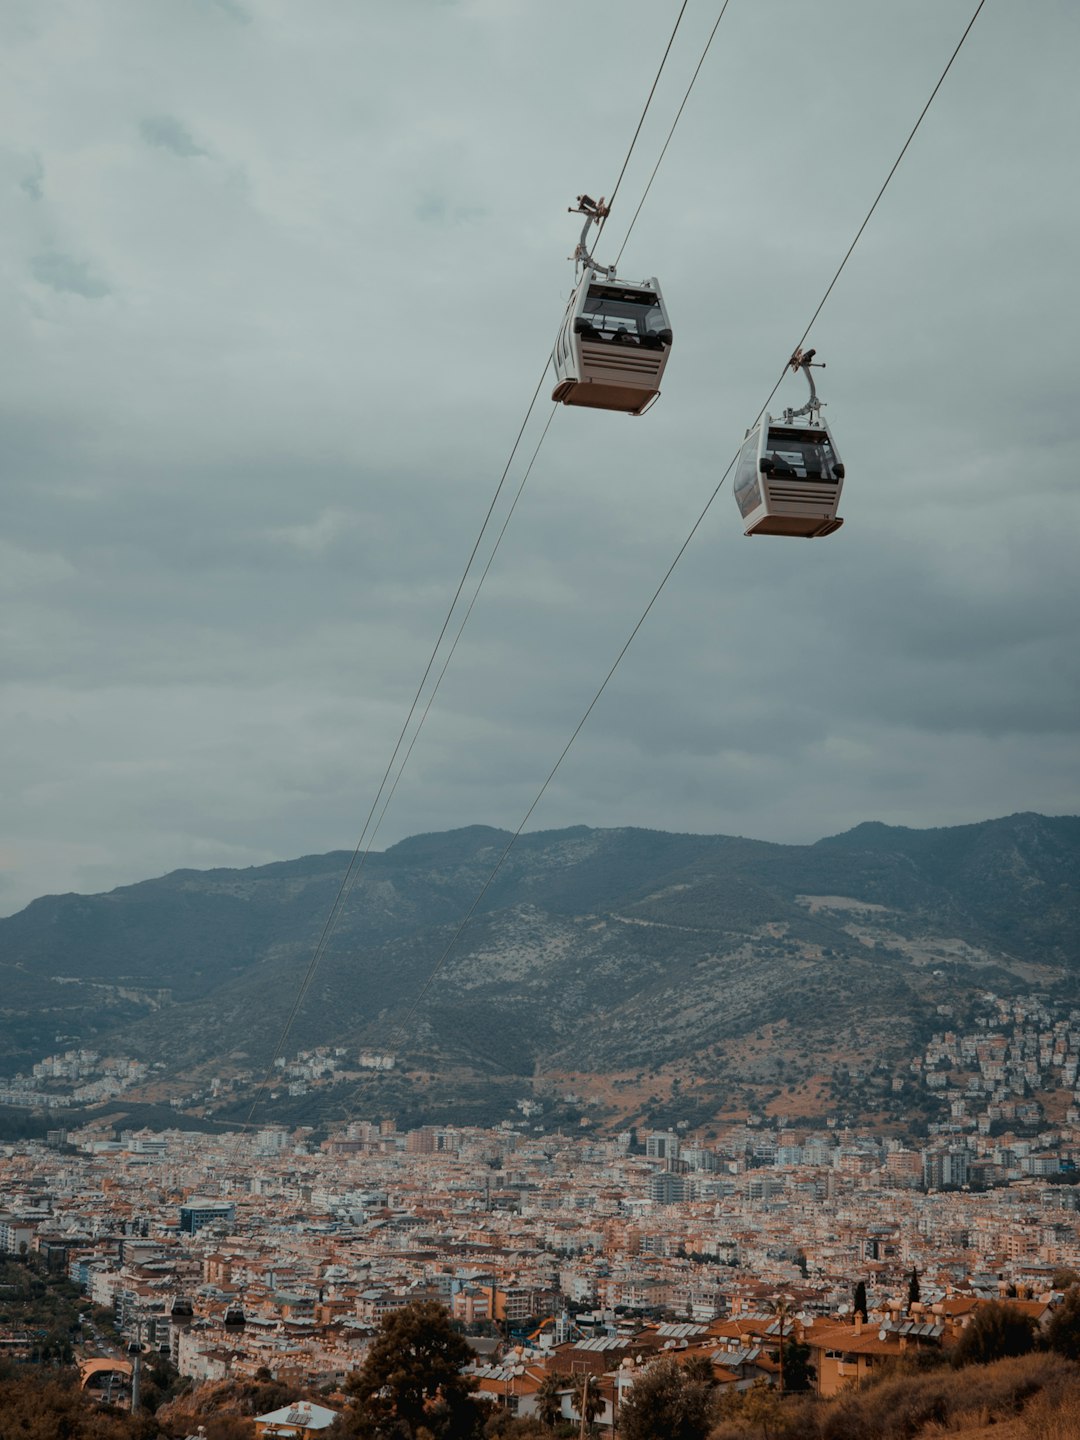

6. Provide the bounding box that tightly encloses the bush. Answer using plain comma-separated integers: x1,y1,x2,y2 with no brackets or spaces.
817,1353,1072,1440
619,1357,715,1440
1045,1284,1080,1361
1024,1384,1080,1440
950,1301,1037,1367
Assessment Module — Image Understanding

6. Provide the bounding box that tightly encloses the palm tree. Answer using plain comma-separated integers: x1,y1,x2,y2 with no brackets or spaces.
570,1371,602,1435
683,1354,715,1385
536,1373,564,1429
769,1294,794,1395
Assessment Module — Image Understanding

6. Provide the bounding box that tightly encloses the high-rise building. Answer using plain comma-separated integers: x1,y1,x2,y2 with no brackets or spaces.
646,1131,680,1163
178,1199,235,1235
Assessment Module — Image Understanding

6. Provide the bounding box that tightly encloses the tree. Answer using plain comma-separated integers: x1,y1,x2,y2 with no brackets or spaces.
339,1300,483,1440
768,1295,794,1394
681,1355,714,1386
533,1374,563,1429
733,1379,783,1440
908,1268,921,1307
1046,1284,1080,1361
569,1372,602,1432
483,1414,549,1440
0,1372,160,1439
617,1358,714,1440
951,1301,1037,1368
780,1338,815,1394
852,1281,867,1323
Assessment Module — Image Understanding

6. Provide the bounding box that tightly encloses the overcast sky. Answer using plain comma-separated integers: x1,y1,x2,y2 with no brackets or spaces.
2,0,1078,916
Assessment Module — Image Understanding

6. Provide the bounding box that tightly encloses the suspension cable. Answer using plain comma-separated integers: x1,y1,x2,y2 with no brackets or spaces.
232,356,552,1143
595,0,690,250
370,0,989,1060
615,0,734,268
228,7,702,1156
752,0,988,429
273,406,560,1038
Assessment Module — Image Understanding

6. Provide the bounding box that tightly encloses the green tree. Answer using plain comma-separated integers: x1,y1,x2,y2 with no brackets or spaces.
908,1268,921,1307
682,1355,714,1386
137,1351,183,1412
780,1338,815,1394
852,1281,867,1323
569,1372,602,1431
0,1372,160,1439
1046,1285,1080,1361
338,1300,483,1440
951,1301,1037,1368
617,1358,714,1440
768,1295,794,1394
482,1413,550,1440
734,1379,783,1440
534,1374,563,1429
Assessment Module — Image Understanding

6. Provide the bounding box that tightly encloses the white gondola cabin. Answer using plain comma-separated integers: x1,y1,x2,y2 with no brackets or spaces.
552,269,673,415
733,416,845,537
733,349,845,538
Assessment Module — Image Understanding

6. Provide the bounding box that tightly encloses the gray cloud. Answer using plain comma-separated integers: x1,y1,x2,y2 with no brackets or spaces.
20,154,43,199
203,0,249,23
0,0,1077,915
139,114,207,158
30,250,109,298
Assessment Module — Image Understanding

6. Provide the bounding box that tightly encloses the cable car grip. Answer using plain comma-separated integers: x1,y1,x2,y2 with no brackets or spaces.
569,194,616,278
784,346,827,424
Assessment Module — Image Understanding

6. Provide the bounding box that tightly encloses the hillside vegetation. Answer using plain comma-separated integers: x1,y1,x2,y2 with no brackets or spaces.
1,814,1077,1130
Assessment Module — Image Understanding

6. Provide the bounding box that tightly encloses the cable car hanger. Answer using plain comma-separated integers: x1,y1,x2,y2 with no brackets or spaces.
783,347,825,425
570,194,615,278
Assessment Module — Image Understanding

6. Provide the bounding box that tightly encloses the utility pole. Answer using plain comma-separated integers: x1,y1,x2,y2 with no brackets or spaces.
777,1306,785,1396
129,1340,141,1412
578,1373,589,1440
128,1315,147,1413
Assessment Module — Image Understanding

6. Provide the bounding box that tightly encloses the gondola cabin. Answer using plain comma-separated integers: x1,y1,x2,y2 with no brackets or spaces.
552,270,673,415
733,416,845,538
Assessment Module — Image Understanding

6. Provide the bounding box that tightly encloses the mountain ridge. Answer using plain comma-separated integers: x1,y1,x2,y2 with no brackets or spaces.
1,812,1077,1133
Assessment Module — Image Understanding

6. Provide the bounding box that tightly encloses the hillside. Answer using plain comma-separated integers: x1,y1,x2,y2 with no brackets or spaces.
1,814,1077,1132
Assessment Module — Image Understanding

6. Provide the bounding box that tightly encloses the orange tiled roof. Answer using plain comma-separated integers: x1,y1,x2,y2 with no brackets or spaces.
803,1321,905,1357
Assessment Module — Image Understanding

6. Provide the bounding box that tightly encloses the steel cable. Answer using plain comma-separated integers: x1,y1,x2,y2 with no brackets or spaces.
372,0,989,1063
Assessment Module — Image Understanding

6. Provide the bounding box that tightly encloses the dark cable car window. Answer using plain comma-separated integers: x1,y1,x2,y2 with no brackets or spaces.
734,434,763,518
583,286,664,340
764,428,839,481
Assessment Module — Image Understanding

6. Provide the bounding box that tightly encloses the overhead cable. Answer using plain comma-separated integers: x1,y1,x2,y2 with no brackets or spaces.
230,5,702,1150
615,0,734,268
374,0,989,1054
595,0,690,249
233,356,553,1142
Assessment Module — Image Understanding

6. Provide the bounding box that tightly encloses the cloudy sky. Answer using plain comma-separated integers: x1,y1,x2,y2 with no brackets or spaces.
2,0,1077,916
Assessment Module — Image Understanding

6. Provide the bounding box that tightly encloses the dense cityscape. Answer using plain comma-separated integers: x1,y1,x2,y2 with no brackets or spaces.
5,0,1078,1433
4,1023,1080,1434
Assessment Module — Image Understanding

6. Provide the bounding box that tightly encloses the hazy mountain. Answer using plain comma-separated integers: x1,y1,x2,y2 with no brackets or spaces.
1,813,1077,1131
